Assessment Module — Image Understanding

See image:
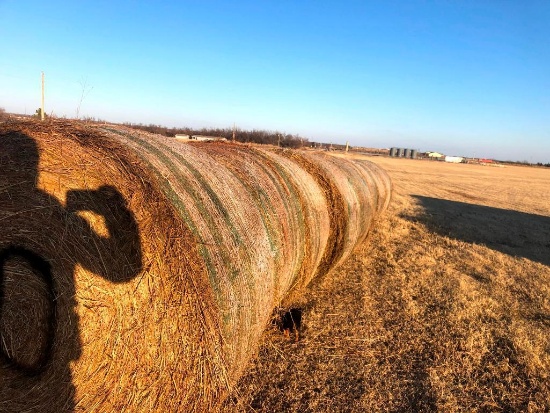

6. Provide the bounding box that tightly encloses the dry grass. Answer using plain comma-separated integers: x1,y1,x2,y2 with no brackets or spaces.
223,156,550,412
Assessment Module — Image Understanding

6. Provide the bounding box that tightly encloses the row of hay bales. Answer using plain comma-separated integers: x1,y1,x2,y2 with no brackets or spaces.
0,120,391,412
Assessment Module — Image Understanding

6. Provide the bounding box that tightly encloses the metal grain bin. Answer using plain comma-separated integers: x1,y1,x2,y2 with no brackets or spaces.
389,147,398,157
404,148,411,158
397,148,405,157
411,149,418,159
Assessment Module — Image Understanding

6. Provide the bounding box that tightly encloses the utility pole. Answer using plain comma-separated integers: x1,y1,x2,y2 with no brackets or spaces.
41,71,45,121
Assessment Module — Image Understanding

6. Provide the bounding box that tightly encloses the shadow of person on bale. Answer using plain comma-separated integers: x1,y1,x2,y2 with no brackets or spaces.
402,195,550,267
0,131,142,412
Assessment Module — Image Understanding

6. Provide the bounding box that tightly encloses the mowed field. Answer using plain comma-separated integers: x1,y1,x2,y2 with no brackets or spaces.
223,155,550,412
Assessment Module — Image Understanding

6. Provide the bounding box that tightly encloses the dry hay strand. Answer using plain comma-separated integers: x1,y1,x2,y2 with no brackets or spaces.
0,119,391,412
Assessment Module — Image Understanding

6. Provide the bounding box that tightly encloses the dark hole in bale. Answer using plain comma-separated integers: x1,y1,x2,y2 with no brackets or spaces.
280,308,302,333
0,246,56,375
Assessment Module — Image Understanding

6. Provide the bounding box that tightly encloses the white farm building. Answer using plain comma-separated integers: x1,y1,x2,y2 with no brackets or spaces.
444,156,464,163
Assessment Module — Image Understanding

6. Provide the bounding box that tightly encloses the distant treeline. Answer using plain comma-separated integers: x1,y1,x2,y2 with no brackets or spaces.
498,160,550,168
123,122,309,149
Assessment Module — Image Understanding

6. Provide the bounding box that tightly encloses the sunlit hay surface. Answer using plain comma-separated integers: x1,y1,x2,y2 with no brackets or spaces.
267,150,348,283
0,119,390,412
0,120,225,412
97,125,389,388
223,155,550,413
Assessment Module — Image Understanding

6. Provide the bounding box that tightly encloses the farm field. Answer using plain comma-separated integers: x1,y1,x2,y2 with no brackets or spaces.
223,156,550,412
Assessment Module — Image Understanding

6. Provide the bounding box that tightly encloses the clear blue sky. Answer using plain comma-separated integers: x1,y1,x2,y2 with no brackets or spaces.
1,1,549,162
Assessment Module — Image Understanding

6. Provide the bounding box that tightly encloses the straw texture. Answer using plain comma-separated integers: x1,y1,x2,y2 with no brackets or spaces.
0,120,390,412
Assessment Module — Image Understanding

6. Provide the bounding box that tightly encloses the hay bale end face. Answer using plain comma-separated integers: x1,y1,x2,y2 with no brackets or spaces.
0,120,391,412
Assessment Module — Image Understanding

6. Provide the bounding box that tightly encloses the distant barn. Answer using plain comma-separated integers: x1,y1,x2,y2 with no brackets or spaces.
427,152,444,160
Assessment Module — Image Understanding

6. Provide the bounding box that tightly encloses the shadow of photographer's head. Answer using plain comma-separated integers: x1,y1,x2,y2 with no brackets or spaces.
1,128,144,412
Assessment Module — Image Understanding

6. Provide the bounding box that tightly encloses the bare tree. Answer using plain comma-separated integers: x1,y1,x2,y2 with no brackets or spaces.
75,78,93,119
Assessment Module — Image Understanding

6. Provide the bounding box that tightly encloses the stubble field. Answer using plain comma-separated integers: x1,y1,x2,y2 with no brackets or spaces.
222,155,550,412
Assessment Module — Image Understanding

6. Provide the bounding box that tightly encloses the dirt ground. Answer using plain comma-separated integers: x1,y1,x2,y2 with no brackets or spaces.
222,156,550,412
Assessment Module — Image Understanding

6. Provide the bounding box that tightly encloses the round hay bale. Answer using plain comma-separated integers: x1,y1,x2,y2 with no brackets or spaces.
278,150,393,272
0,120,391,412
268,149,350,284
